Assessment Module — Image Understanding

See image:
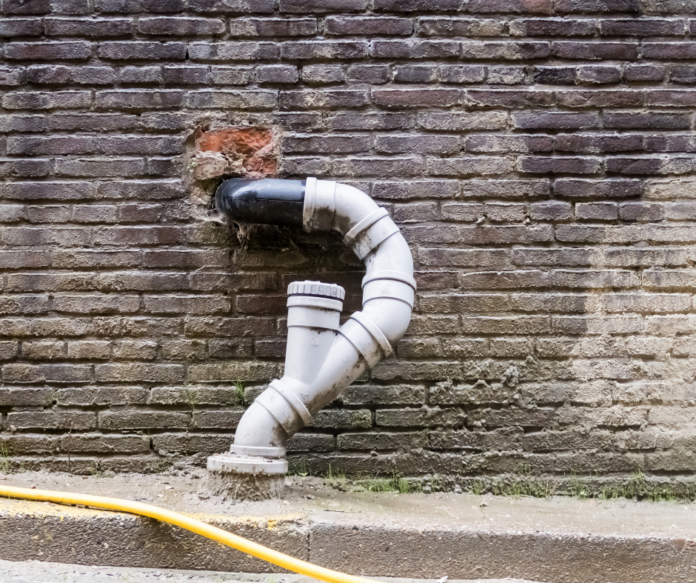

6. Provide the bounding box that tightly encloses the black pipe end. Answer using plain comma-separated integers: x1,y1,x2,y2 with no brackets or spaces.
215,178,306,228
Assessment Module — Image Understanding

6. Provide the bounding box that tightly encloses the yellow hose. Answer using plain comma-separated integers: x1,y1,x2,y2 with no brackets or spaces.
0,484,375,583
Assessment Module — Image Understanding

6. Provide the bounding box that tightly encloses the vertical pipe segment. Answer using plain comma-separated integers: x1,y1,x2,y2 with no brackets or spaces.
208,177,415,499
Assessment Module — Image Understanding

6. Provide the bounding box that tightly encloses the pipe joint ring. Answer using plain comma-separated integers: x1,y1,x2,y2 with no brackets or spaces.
287,295,343,313
255,388,302,436
362,269,417,292
350,311,393,358
270,379,313,427
339,319,381,368
287,296,342,331
344,207,389,246
348,215,400,261
362,279,415,309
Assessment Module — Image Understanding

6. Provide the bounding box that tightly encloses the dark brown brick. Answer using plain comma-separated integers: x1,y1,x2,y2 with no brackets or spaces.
604,112,690,130
45,18,132,36
600,18,685,37
96,90,184,110
373,89,460,108
96,0,187,12
554,179,642,198
576,65,622,85
643,43,696,60
189,42,278,61
279,0,367,12
519,156,601,175
552,41,638,60
373,0,462,11
138,17,225,35
3,0,51,14
229,18,316,37
281,41,368,60
188,0,274,13
193,41,279,61
625,64,665,82
372,40,460,59
98,41,186,60
326,16,412,36
513,111,599,130
0,18,43,36
466,89,554,108
418,17,504,37
510,18,596,37
461,41,550,60
279,89,367,110
554,0,640,13
557,90,643,108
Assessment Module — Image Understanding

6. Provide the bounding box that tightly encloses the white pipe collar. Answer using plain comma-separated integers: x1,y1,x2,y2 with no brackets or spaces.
302,177,335,233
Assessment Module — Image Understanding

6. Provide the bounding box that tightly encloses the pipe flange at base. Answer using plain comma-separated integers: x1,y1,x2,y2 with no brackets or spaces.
206,453,287,501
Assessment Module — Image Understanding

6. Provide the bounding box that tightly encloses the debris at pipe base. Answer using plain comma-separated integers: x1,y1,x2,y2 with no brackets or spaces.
207,452,287,501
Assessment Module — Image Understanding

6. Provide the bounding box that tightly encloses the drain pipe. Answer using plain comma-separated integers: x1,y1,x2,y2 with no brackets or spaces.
207,177,415,500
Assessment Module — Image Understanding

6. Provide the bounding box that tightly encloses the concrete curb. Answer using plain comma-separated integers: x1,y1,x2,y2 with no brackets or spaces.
311,514,695,583
0,499,307,573
0,497,694,583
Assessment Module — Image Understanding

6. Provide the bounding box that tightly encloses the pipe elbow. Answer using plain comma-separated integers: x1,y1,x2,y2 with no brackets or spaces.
302,178,380,236
233,399,288,456
333,181,380,236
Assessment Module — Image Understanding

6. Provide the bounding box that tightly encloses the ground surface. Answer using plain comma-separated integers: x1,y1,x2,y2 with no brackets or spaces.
0,561,540,583
1,471,694,583
1,469,695,538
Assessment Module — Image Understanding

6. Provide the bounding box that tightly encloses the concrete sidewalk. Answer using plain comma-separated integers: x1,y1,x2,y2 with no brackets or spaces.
0,471,694,583
0,561,539,583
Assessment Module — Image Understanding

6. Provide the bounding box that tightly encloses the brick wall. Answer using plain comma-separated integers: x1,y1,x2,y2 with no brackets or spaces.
2,0,696,490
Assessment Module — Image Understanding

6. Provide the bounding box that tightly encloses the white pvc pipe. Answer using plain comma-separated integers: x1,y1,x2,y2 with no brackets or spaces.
230,178,415,460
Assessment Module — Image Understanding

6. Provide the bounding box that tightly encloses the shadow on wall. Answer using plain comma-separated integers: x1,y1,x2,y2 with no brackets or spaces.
271,173,696,495
395,175,696,495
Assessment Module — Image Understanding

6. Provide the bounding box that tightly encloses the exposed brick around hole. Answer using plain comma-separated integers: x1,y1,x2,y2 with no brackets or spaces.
195,127,278,178
197,127,273,156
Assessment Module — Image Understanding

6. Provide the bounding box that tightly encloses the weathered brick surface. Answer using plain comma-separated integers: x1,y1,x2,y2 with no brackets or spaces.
2,1,696,486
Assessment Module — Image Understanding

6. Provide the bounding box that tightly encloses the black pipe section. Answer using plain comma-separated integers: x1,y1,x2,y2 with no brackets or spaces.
215,178,306,227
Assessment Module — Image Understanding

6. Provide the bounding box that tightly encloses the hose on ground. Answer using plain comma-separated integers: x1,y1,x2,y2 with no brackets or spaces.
0,484,376,583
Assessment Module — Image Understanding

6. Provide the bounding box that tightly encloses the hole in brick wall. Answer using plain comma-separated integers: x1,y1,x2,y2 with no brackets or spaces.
192,126,279,182
186,125,283,248
184,122,362,311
